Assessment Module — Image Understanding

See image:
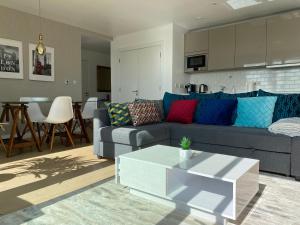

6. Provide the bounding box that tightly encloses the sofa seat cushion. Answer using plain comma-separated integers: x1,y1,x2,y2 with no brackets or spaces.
99,123,170,147
167,123,291,153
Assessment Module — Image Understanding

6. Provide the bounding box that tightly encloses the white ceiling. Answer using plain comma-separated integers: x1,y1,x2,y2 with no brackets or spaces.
1,0,300,37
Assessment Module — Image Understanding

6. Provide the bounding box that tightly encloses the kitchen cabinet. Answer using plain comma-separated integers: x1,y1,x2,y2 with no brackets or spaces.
267,11,300,66
208,25,235,70
184,30,208,54
235,19,267,68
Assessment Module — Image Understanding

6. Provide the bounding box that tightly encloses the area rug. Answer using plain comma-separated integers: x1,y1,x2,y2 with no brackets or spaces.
1,174,300,225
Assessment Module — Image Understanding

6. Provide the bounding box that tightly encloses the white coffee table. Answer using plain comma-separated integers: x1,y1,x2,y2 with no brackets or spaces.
116,145,259,225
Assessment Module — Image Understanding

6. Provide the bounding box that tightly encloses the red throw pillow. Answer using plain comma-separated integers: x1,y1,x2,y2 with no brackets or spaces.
166,100,198,124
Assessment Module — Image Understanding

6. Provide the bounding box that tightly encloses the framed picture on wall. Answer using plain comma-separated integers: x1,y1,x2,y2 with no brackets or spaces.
29,43,55,82
0,38,23,79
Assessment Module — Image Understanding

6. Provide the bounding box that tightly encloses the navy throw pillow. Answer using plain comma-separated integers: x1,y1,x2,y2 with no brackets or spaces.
258,89,300,122
189,92,221,101
163,92,189,117
196,99,238,125
219,91,257,99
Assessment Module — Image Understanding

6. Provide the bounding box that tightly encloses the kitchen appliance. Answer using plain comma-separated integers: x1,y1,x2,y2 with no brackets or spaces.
199,84,208,93
185,53,208,73
185,83,196,93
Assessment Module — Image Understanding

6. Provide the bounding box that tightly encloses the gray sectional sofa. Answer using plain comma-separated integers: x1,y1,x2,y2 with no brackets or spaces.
93,108,300,180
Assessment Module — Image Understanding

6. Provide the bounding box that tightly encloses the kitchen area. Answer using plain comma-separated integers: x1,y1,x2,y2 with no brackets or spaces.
184,10,300,94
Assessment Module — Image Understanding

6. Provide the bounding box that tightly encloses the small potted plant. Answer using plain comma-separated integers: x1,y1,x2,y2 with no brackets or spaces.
179,137,192,160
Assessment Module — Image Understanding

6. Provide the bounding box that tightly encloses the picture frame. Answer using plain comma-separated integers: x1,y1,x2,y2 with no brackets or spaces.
29,43,55,82
0,38,23,79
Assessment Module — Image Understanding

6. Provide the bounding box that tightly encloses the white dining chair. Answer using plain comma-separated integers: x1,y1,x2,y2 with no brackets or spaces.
20,97,49,142
81,97,98,120
72,97,98,138
44,96,75,151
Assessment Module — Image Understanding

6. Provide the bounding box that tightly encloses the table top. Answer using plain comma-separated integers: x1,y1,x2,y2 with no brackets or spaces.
119,145,259,182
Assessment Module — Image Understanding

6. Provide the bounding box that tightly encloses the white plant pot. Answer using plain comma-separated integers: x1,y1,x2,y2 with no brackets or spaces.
179,149,192,160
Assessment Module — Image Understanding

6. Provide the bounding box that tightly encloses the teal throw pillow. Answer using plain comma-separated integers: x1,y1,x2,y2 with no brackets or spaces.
234,96,278,128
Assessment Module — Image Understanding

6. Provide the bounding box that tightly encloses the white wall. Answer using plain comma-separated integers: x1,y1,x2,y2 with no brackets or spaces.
81,49,110,99
189,67,300,94
111,23,187,102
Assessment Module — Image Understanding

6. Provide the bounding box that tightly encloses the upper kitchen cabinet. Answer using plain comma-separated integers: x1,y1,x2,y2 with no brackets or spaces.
184,30,209,54
235,19,267,68
208,25,235,70
267,11,300,66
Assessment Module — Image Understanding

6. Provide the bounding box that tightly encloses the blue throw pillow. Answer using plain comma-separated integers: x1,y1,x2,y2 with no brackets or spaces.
234,96,278,128
189,92,221,100
162,92,189,117
258,89,300,122
196,99,237,125
219,91,257,99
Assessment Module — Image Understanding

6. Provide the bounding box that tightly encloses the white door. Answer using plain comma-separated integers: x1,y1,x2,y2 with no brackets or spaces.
138,45,162,99
118,50,139,102
118,45,162,102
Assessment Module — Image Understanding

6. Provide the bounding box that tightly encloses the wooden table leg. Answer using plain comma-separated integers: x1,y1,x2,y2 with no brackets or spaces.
10,106,21,138
23,107,41,152
0,105,8,122
74,103,90,143
7,108,20,157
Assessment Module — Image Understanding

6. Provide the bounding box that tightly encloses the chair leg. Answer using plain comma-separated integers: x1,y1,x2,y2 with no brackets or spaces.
0,136,6,153
64,124,75,148
41,123,49,145
37,123,42,144
50,124,56,151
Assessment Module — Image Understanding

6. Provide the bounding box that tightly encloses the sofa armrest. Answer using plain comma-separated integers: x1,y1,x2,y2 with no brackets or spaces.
93,108,110,155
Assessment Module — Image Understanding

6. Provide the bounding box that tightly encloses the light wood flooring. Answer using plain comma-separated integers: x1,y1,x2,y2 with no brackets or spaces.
0,142,115,215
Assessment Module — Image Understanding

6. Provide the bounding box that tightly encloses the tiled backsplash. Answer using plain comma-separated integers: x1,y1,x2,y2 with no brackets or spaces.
189,67,300,94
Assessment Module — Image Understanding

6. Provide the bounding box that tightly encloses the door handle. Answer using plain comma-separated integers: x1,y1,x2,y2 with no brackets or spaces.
132,90,138,93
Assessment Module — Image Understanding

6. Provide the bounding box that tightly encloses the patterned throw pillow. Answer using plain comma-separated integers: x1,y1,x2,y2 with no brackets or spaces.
258,89,300,122
128,102,161,126
135,99,164,120
234,96,278,128
106,103,132,126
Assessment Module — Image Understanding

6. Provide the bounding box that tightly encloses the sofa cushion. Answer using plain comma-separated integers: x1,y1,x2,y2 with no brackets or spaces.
166,100,198,124
219,91,257,99
106,102,132,126
135,99,164,121
234,96,277,128
99,123,170,147
128,102,161,126
163,92,189,117
167,123,291,153
258,89,300,122
196,99,237,125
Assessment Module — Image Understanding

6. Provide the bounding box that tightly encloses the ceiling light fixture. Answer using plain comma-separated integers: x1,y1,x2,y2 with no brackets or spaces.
226,0,262,10
36,0,46,55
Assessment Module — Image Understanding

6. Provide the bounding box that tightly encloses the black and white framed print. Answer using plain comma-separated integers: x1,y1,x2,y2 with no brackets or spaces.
0,38,23,79
29,43,55,82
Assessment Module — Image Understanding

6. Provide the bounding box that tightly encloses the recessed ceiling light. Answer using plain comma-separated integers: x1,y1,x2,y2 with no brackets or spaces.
226,0,262,10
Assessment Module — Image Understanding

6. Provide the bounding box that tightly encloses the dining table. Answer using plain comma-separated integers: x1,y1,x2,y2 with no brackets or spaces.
0,101,41,157
0,99,95,157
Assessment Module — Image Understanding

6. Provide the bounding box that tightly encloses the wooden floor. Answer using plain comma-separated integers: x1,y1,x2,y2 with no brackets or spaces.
0,141,115,215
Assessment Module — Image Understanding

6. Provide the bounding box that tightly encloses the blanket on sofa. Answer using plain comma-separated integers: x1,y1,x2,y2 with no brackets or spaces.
268,117,300,137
